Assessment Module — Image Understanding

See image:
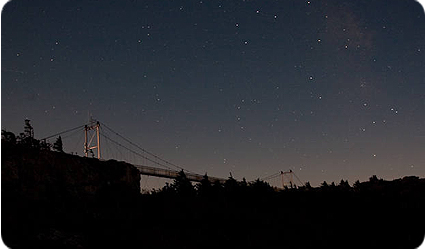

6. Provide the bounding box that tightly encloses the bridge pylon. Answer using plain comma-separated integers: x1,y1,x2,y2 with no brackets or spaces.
280,170,294,188
84,120,101,159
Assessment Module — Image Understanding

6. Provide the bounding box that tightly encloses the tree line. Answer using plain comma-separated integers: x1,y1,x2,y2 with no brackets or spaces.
153,168,405,198
2,119,63,152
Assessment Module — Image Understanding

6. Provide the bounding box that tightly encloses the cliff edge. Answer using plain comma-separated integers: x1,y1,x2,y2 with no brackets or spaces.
2,142,141,247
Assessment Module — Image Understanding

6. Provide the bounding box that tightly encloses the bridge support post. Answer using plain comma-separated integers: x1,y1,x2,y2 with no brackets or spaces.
281,171,284,189
84,120,101,159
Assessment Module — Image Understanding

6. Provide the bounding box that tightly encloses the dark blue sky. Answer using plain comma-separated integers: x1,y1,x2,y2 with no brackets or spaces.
2,0,425,186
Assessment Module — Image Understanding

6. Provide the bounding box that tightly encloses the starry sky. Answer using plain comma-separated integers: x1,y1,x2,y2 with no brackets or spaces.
2,0,425,187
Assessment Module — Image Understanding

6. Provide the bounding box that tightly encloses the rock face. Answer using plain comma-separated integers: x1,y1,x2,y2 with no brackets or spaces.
1,142,141,248
2,143,140,201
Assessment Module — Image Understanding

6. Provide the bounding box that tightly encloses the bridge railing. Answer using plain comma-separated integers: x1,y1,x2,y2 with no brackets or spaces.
134,165,227,184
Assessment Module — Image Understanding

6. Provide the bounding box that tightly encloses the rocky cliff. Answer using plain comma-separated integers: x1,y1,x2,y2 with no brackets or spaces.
2,143,140,200
1,142,141,248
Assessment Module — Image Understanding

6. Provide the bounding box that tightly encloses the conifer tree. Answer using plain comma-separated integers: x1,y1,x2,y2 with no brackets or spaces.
53,136,64,152
172,170,195,197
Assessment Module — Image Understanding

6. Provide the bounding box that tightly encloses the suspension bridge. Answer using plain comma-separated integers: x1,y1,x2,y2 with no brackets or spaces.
40,119,303,190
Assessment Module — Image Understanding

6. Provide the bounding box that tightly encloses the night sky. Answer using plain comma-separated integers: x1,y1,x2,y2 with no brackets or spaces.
2,0,425,187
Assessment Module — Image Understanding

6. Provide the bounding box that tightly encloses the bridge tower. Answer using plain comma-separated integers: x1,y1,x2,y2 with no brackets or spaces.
84,119,101,159
280,170,294,188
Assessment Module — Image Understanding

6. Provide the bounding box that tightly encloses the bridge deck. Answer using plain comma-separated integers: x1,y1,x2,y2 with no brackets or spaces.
135,165,227,183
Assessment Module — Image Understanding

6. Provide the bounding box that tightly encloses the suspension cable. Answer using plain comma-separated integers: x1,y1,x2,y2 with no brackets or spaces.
293,172,303,186
100,122,196,174
40,124,85,141
100,132,174,171
260,172,281,181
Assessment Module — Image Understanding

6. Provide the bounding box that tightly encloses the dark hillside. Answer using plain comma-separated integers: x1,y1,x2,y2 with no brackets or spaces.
2,142,140,248
2,143,140,200
2,140,425,248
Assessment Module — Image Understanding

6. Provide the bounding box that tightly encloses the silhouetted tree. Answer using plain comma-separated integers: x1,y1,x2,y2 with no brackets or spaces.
172,170,195,197
197,174,212,197
250,179,274,194
238,177,249,197
211,180,224,197
39,139,51,151
339,179,351,190
16,132,25,144
53,136,64,152
353,180,361,191
305,181,312,189
321,181,329,190
1,130,16,145
240,178,248,188
16,119,39,148
158,182,175,196
224,175,239,195
24,119,34,138
369,175,379,183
